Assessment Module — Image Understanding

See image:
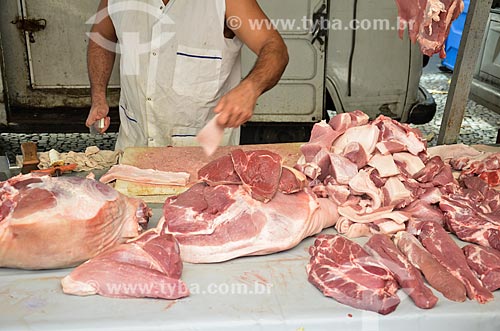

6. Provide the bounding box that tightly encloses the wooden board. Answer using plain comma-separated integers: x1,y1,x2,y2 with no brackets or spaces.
115,143,304,202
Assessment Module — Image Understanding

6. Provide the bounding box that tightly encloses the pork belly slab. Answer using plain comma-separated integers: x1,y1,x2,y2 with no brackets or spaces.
100,164,190,186
0,174,149,269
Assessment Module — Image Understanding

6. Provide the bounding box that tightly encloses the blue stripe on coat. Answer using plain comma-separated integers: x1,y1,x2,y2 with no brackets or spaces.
120,105,138,123
176,52,222,60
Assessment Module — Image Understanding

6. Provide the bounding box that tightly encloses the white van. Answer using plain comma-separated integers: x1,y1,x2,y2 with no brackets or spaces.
241,0,435,143
0,0,435,143
470,7,500,114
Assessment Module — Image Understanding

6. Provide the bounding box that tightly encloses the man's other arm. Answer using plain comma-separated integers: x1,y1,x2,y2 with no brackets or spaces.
85,0,117,132
214,0,289,128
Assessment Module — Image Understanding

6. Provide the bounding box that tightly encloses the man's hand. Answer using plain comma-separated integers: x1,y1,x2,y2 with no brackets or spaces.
214,81,259,128
217,0,288,129
86,100,111,133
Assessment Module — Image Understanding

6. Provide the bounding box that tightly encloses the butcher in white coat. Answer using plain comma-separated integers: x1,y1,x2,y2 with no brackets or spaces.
85,0,289,150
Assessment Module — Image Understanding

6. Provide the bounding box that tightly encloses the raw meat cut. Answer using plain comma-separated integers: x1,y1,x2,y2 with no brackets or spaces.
298,111,438,239
392,152,426,176
300,121,342,162
307,234,400,315
100,164,190,186
348,170,382,211
337,205,408,224
463,244,500,292
382,176,412,206
342,142,369,169
329,110,369,132
231,149,282,203
393,231,466,302
0,174,149,269
368,154,400,178
335,205,408,238
311,148,332,181
62,227,189,299
364,234,438,309
374,116,426,155
278,166,306,194
440,176,500,250
198,155,242,186
335,217,372,238
163,148,332,263
395,0,464,57
460,153,500,187
375,141,406,155
413,156,444,183
402,200,445,224
162,183,339,263
199,153,304,195
427,144,483,161
419,221,493,303
331,124,380,156
328,153,358,184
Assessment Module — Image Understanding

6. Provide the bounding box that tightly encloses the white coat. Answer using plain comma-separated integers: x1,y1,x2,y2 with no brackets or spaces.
108,0,243,150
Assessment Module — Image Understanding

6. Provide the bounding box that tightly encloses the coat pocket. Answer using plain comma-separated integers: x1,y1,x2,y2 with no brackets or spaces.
172,45,222,101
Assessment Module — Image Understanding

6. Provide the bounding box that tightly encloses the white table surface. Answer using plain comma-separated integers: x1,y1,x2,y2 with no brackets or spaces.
1,207,499,331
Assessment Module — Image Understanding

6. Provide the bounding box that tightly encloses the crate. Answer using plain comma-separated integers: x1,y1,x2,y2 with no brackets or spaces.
442,0,471,70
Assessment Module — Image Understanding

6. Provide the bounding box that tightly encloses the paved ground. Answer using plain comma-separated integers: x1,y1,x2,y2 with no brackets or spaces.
1,55,499,165
413,55,500,147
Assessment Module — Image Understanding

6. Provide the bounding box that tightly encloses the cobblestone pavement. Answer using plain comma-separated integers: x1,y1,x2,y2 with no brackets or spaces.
413,70,500,147
1,66,499,164
0,132,118,164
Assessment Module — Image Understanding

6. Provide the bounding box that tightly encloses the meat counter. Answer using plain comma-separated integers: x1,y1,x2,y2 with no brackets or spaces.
0,206,499,331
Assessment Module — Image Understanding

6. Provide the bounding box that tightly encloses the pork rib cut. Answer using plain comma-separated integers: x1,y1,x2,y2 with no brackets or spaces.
0,174,149,269
62,226,189,299
307,234,400,315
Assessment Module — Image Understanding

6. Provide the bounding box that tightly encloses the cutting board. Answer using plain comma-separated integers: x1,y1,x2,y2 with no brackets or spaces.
115,143,304,203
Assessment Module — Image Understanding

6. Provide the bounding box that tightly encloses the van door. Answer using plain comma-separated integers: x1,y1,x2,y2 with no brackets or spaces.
18,0,120,89
241,0,327,141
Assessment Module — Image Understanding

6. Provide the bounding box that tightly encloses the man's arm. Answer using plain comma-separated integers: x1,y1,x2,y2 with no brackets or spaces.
214,0,289,128
85,0,117,132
